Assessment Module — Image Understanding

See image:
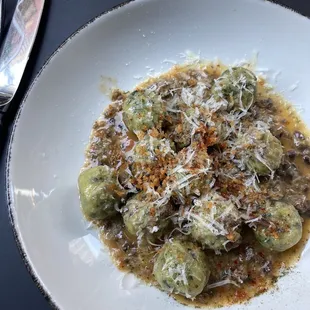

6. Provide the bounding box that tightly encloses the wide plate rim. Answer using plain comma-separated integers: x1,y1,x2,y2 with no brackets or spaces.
4,1,134,308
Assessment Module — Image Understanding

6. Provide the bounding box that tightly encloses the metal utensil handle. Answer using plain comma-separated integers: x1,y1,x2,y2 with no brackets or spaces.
0,0,45,107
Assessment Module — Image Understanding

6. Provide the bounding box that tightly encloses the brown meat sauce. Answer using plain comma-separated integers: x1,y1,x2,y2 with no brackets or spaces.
84,62,310,308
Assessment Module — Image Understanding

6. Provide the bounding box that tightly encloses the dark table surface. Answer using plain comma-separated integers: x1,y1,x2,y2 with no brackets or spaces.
0,0,309,309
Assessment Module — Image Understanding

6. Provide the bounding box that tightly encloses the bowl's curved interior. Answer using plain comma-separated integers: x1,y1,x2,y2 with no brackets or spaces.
7,0,310,309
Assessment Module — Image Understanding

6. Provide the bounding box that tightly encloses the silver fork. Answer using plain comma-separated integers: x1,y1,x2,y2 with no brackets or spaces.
0,0,45,107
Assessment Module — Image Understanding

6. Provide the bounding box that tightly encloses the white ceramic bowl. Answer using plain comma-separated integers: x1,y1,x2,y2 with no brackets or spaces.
6,0,310,309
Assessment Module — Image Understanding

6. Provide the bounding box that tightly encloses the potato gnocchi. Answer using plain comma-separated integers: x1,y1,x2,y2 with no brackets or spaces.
78,61,310,307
